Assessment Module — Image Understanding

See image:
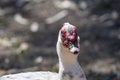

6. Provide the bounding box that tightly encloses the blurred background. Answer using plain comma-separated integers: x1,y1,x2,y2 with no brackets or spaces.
0,0,120,80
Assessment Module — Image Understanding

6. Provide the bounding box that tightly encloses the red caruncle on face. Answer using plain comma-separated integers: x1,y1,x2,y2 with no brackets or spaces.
61,26,77,47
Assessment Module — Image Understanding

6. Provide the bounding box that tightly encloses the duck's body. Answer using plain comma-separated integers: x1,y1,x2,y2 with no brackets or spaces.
0,72,58,80
0,22,87,80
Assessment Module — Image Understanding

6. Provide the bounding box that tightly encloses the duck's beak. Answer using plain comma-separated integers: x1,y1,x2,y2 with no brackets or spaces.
68,40,80,54
69,46,80,54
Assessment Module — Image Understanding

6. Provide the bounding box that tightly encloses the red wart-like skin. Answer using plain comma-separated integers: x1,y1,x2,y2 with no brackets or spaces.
60,23,80,54
61,26,77,41
61,26,77,44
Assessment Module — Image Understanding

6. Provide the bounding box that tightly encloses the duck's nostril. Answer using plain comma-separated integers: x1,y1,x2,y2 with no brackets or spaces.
74,51,78,54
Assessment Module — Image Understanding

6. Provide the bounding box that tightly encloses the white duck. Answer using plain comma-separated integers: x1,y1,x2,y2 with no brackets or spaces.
0,22,87,80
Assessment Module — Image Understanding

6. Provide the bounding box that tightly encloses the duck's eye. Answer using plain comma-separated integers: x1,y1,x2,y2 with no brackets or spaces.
68,41,72,45
68,41,73,49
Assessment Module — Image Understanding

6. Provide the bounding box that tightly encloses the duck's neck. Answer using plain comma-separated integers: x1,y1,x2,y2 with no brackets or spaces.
56,41,86,80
